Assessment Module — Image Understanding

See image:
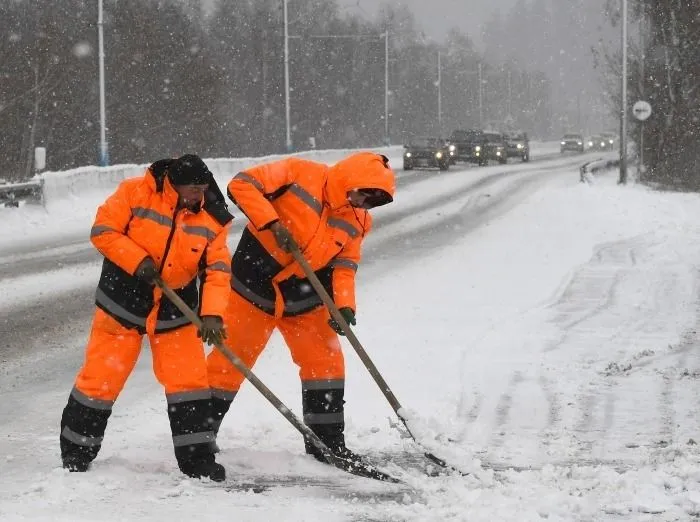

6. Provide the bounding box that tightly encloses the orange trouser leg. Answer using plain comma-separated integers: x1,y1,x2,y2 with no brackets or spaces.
61,308,142,465
278,307,346,454
74,308,143,402
149,323,209,397
149,324,216,463
207,290,276,394
277,306,345,382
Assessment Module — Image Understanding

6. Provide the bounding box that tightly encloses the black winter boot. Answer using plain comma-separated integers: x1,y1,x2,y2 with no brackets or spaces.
60,390,113,472
302,384,346,461
178,454,226,482
167,394,225,482
301,383,394,481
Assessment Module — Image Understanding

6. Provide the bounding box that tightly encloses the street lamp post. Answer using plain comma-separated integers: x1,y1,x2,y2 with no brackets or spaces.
437,50,442,135
284,11,390,150
283,0,292,152
619,0,628,184
98,0,109,166
384,31,389,145
478,62,484,127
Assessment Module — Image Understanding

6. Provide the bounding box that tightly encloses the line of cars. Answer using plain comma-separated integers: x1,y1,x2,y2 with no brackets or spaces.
560,132,617,154
403,129,530,171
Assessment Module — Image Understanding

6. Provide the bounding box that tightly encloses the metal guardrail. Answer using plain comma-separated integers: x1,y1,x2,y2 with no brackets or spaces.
579,158,620,183
0,179,44,207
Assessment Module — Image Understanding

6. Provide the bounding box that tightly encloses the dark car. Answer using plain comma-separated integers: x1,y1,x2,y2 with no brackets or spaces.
503,131,530,162
479,131,508,165
448,129,484,164
448,129,507,166
587,135,612,151
403,137,451,171
560,133,584,153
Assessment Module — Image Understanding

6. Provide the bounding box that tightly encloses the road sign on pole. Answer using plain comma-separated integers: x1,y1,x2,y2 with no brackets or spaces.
632,100,652,121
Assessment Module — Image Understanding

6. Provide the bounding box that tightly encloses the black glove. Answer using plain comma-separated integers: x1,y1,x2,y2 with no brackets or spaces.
269,222,296,253
135,257,159,284
198,315,226,345
328,307,356,336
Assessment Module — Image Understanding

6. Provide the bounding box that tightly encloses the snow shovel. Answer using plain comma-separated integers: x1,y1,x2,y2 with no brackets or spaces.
289,243,465,475
152,275,399,483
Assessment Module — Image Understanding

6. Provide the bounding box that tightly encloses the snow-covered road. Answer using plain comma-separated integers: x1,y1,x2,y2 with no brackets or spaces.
4,148,700,521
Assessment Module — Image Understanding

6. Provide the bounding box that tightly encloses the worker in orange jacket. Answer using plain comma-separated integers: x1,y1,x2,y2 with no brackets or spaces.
59,155,233,482
207,151,395,473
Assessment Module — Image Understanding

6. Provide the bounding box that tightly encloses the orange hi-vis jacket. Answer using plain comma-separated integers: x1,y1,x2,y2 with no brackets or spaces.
90,161,233,334
227,152,395,318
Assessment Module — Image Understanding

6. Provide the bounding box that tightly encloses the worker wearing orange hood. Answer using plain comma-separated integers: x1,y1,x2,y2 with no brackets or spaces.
207,151,395,472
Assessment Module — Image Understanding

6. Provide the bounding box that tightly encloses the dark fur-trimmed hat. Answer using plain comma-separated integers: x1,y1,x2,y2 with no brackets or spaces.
167,154,212,186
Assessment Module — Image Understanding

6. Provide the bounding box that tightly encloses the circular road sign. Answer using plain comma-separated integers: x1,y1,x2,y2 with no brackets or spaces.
633,100,652,121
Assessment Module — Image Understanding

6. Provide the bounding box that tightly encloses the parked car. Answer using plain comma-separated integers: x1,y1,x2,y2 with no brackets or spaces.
403,137,451,171
560,133,585,153
503,131,530,162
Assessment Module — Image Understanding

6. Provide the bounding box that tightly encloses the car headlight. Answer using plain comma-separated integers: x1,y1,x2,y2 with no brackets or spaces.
449,150,455,156
516,143,523,149
405,152,412,158
608,139,614,144
588,141,593,147
474,146,481,152
577,141,583,145
496,151,501,156
600,142,605,147
561,141,566,145
448,144,456,151
435,151,443,159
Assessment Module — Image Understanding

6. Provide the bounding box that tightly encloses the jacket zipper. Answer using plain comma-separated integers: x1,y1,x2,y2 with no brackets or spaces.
159,207,181,273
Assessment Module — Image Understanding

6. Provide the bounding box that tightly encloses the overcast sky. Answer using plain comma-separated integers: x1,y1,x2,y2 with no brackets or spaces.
338,0,518,46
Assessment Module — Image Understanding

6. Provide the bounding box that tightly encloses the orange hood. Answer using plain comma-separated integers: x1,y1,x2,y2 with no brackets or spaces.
324,152,396,210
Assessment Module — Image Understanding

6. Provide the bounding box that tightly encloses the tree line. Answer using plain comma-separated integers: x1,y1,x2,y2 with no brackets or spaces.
0,0,556,180
603,0,700,187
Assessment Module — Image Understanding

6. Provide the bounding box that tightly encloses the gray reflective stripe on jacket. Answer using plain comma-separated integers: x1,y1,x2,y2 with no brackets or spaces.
132,207,173,227
235,172,264,192
172,431,215,447
166,389,212,404
61,426,103,447
70,387,114,410
303,412,344,425
289,183,323,215
327,217,359,238
90,225,118,238
182,225,216,241
207,261,231,273
329,258,358,271
95,287,147,327
156,315,191,331
232,276,322,315
232,276,275,310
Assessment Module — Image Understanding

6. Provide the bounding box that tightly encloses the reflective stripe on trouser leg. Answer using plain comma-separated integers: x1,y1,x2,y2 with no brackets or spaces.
301,381,346,454
60,392,113,464
61,308,140,465
148,324,218,463
277,308,346,454
167,397,216,463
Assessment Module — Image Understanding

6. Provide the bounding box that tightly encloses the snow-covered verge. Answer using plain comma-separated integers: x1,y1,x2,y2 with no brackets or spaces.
0,146,399,254
0,142,560,254
4,160,700,521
